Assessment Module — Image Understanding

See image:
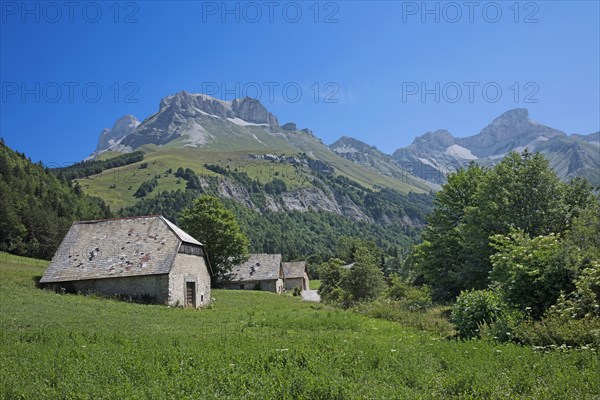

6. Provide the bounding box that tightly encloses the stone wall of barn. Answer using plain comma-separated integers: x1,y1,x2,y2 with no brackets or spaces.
262,278,284,294
168,253,211,308
48,274,170,303
284,274,308,291
221,278,282,294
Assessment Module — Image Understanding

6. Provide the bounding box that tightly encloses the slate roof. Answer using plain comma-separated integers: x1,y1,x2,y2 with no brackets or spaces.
40,215,203,283
282,261,307,279
228,254,282,282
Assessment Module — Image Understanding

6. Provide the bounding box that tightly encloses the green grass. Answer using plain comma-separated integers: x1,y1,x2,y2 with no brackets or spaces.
309,279,321,290
1,258,599,399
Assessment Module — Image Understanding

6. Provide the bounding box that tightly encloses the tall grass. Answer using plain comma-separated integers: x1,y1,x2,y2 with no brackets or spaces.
1,259,598,399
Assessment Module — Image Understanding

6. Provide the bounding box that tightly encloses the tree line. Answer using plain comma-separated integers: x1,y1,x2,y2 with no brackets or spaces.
313,151,599,347
0,139,112,259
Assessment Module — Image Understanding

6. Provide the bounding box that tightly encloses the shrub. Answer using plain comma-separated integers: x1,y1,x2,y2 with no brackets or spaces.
549,263,600,320
400,285,433,311
478,308,522,343
354,301,455,337
293,287,301,296
490,230,578,319
451,289,506,339
512,315,600,348
387,275,433,311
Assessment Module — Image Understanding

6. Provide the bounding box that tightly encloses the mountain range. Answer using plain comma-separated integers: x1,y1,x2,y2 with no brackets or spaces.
387,108,599,185
93,92,599,193
13,90,597,259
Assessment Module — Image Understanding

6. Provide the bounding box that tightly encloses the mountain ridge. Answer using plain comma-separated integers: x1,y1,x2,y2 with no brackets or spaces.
389,108,598,184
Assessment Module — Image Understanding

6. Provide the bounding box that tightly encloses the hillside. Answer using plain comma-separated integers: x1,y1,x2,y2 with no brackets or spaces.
0,139,112,259
64,92,435,259
1,255,598,398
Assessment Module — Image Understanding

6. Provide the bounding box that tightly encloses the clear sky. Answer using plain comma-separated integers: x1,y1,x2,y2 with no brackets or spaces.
1,1,599,165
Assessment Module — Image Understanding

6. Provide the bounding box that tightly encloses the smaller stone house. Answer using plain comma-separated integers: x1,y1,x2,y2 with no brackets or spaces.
282,261,310,291
223,253,284,293
39,215,212,308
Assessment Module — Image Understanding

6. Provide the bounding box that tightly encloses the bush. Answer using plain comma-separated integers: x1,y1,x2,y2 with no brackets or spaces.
490,230,578,319
293,287,301,296
512,315,600,348
549,263,600,320
354,301,455,337
387,275,433,311
478,308,522,343
451,289,506,339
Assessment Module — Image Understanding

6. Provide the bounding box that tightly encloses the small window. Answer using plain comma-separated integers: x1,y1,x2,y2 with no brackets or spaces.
240,284,245,290
200,294,204,303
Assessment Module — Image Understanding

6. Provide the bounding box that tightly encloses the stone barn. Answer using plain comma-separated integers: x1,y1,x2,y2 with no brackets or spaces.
222,253,284,293
40,215,212,308
282,261,310,291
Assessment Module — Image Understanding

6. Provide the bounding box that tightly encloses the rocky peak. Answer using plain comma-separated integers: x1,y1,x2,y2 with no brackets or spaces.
282,122,297,131
157,92,278,126
412,130,455,150
330,136,375,153
463,108,565,148
96,114,140,151
159,91,231,118
232,97,279,126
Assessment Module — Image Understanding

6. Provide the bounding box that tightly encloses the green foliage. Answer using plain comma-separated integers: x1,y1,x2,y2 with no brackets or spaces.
564,196,600,264
317,258,345,302
226,200,420,262
508,261,599,348
354,302,455,337
387,275,433,311
4,260,599,399
264,178,287,195
413,163,486,300
318,239,387,308
550,263,600,321
133,177,159,198
336,236,381,264
293,286,301,296
511,315,600,348
119,189,197,224
338,246,387,307
179,195,249,284
462,151,581,290
414,152,593,301
0,142,112,259
490,230,578,319
452,289,507,339
49,151,144,180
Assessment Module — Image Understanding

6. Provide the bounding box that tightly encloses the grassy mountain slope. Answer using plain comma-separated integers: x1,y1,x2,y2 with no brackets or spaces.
79,143,432,211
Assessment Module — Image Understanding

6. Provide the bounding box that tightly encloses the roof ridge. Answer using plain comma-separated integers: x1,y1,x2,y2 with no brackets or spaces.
75,215,162,224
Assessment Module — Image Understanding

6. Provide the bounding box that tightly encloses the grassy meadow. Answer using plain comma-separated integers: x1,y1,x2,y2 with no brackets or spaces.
0,253,598,399
309,279,321,290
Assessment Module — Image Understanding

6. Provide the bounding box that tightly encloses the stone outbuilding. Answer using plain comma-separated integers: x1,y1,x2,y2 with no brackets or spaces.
40,215,212,308
222,253,284,293
282,261,310,291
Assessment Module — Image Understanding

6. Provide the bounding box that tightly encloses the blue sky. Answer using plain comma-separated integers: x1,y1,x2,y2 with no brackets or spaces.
1,1,599,165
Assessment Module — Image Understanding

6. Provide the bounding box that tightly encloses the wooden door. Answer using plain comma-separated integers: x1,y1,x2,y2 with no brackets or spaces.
186,282,196,307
